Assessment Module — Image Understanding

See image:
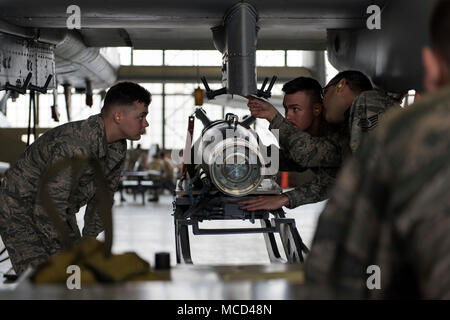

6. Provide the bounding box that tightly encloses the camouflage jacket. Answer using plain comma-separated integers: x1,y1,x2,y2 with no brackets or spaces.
274,126,340,209
269,90,400,163
348,89,401,153
282,167,336,209
305,86,450,299
269,113,350,168
269,114,350,208
2,114,126,239
268,90,399,208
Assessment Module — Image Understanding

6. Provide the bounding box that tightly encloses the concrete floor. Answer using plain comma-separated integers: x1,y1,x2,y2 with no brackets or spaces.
0,191,326,287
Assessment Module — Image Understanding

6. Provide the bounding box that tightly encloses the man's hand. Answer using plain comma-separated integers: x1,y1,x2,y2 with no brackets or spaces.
238,195,290,211
247,96,279,121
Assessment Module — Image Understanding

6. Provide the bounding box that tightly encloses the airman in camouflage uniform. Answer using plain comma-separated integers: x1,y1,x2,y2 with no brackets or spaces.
243,74,384,209
243,72,400,211
273,71,400,160
304,0,450,299
0,82,151,275
240,77,344,211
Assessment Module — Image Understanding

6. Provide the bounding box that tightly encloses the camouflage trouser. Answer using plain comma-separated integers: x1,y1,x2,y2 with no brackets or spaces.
0,190,80,275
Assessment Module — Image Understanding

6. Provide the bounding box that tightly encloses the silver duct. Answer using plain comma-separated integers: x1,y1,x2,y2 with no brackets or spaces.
54,31,118,89
212,2,259,97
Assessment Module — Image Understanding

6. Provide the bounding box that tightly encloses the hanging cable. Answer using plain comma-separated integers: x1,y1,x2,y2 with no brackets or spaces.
27,91,32,146
32,91,37,142
26,91,37,146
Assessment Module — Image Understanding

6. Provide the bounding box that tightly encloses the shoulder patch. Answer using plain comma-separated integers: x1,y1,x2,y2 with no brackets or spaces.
358,114,379,132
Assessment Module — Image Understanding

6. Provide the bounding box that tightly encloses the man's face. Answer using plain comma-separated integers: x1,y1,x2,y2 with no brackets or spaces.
322,80,347,123
118,101,149,140
283,91,315,131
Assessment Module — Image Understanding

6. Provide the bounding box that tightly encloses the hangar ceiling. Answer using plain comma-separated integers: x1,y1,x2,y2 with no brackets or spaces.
0,0,384,50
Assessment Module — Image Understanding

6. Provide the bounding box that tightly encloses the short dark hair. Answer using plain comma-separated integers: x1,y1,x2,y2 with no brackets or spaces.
430,0,450,66
101,82,151,115
282,77,323,105
327,70,373,94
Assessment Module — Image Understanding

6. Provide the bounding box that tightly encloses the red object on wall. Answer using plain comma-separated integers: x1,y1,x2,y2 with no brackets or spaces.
281,172,289,189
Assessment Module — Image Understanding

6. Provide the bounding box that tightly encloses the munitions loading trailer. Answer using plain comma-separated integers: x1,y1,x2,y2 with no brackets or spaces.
173,109,309,265
174,182,309,264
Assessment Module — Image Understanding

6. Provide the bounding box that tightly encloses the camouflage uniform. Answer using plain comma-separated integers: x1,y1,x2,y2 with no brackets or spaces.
305,86,450,299
269,112,350,168
282,167,337,209
272,122,343,209
348,90,401,153
0,114,126,275
268,90,399,208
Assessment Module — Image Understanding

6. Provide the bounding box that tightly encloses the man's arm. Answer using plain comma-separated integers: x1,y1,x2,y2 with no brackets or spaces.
238,194,290,211
247,96,345,168
270,113,344,168
82,145,126,238
238,168,336,211
283,169,335,209
82,195,103,237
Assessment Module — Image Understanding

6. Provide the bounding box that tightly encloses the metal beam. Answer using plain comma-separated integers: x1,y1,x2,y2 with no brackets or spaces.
118,66,312,83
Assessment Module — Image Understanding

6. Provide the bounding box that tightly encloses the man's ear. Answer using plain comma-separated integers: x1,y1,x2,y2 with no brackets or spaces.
113,110,122,123
422,46,441,93
313,103,322,117
335,79,346,96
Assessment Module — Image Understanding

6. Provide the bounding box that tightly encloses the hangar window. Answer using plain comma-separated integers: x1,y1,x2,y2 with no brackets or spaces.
133,50,164,66
256,50,285,66
165,83,197,94
164,50,222,66
286,50,304,67
116,47,132,66
4,89,103,128
142,95,163,148
325,51,339,84
197,51,223,66
140,83,163,95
